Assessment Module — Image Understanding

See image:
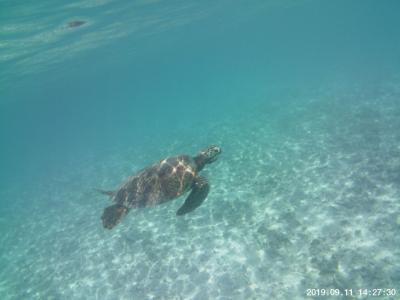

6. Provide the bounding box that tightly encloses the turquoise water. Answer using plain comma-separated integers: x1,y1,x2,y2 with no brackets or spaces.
1,0,400,299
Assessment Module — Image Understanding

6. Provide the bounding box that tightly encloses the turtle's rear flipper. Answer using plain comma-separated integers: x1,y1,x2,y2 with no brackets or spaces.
95,189,115,197
101,204,128,229
177,176,209,216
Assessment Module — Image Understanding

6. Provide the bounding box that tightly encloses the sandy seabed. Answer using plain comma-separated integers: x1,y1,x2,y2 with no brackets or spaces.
1,81,400,300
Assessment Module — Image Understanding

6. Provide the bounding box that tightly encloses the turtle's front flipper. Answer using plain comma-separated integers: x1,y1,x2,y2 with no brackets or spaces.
177,176,209,216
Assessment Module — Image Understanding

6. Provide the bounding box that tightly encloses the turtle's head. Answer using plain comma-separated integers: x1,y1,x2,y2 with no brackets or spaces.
194,145,222,171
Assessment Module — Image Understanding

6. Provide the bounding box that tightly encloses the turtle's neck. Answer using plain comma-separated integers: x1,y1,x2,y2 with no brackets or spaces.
194,154,206,172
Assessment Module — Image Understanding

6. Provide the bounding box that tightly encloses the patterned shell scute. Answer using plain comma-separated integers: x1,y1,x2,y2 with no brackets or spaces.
158,155,197,201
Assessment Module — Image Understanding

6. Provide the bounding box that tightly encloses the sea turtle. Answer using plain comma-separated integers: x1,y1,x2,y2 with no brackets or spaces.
97,145,222,229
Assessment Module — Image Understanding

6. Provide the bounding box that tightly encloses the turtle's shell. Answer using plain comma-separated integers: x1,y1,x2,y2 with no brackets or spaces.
113,155,198,208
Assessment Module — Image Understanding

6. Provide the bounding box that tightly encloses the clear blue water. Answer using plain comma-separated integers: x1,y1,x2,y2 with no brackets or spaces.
1,1,400,299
